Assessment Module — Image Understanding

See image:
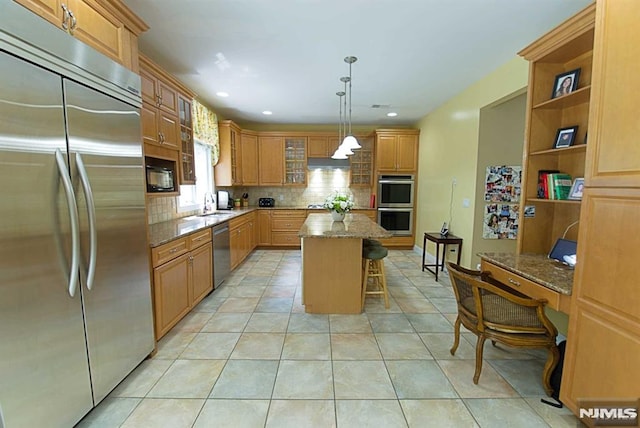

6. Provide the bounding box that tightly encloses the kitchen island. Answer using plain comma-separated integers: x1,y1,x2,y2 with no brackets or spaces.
299,213,392,314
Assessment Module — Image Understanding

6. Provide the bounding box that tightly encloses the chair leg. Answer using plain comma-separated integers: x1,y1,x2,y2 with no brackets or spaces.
450,316,461,356
473,335,486,384
542,343,560,397
378,259,389,309
361,259,370,310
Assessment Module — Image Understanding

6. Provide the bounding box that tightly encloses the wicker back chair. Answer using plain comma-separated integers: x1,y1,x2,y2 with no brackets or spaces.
446,262,560,396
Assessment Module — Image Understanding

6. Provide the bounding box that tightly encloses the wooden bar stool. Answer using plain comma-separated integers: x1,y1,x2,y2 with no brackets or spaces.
361,244,389,309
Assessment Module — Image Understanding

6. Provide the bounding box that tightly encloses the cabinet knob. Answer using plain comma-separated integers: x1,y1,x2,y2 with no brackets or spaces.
508,278,521,287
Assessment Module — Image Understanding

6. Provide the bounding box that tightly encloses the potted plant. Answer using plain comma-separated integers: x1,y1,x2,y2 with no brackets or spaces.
323,191,354,221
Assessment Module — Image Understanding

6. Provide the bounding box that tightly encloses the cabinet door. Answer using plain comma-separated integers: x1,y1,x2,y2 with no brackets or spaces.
140,68,158,106
67,0,126,66
153,254,191,339
141,103,159,146
179,96,195,184
158,111,180,150
376,135,397,171
561,187,640,408
14,0,62,29
396,134,418,171
241,132,259,185
585,0,640,187
257,210,272,246
190,243,213,307
259,136,284,185
157,79,179,116
307,136,329,158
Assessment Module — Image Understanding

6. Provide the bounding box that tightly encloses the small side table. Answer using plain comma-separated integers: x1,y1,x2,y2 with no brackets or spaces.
422,232,463,281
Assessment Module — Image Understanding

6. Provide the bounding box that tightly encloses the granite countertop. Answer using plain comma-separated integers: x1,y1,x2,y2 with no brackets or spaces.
299,213,392,239
149,206,378,247
478,252,573,295
148,208,256,247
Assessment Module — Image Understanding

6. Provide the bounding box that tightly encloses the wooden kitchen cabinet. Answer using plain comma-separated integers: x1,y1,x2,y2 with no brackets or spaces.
179,95,195,184
307,136,339,158
229,212,256,269
350,135,374,187
557,0,640,415
271,210,306,246
151,228,212,339
240,130,259,186
284,137,307,185
375,129,419,172
14,0,148,72
215,120,242,186
258,136,284,186
141,102,180,151
257,210,272,246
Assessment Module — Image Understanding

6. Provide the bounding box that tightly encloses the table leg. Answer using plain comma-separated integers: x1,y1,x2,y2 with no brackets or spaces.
435,242,440,281
422,234,426,271
456,242,462,266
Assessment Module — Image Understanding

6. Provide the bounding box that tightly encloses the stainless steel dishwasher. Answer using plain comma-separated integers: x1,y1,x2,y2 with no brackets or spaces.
212,222,230,288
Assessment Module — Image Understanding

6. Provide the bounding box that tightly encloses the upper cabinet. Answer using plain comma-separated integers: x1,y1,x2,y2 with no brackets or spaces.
375,129,419,173
215,120,242,187
14,0,148,72
140,54,194,189
350,135,374,187
179,96,195,184
258,136,284,186
307,136,339,158
240,130,259,186
517,5,594,254
284,137,307,185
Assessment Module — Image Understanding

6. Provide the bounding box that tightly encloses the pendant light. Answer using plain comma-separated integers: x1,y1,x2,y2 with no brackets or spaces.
331,91,349,159
341,55,361,150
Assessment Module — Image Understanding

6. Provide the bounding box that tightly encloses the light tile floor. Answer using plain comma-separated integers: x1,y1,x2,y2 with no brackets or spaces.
77,249,581,428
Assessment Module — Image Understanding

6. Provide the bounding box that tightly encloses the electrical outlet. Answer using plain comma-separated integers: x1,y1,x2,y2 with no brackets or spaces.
462,198,470,207
279,194,284,201
452,177,457,186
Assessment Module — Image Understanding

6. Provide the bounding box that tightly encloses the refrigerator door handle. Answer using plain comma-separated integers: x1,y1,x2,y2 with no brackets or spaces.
55,149,80,297
75,153,97,291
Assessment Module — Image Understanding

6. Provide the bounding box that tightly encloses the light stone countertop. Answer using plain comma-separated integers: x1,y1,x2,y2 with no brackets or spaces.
299,213,392,239
478,252,573,295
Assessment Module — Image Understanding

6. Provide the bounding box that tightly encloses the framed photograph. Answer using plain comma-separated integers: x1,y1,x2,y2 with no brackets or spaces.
552,68,580,98
554,126,578,149
568,178,584,200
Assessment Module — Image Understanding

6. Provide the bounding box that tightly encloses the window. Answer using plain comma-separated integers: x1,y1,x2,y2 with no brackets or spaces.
178,140,214,212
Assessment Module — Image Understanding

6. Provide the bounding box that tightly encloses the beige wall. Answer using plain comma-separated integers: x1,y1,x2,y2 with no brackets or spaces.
471,92,527,268
414,57,529,267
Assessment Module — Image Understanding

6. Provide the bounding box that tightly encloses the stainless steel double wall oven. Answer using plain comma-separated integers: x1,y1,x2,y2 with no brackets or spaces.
377,174,415,236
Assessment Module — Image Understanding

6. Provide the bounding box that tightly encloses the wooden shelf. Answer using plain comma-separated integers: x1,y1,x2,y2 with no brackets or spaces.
532,86,591,110
530,144,587,157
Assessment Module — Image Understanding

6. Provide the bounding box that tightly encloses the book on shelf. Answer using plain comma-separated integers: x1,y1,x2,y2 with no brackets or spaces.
551,173,573,200
537,170,559,199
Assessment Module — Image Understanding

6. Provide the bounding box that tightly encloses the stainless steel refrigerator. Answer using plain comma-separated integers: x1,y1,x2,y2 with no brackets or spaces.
0,3,154,427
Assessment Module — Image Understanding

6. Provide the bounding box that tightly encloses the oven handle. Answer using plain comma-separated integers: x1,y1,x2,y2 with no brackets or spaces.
378,179,414,184
377,207,414,212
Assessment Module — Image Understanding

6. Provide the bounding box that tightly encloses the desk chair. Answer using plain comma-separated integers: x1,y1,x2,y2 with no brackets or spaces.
446,262,560,396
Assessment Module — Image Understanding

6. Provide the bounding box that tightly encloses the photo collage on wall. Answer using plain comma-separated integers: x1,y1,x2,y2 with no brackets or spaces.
483,165,522,240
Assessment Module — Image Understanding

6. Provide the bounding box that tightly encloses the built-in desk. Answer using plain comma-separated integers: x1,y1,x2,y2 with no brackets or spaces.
478,253,573,314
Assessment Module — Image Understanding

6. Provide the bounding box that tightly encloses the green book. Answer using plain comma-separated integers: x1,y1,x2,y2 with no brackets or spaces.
552,173,573,200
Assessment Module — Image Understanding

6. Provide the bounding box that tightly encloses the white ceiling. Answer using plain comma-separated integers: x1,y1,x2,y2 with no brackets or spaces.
123,0,591,127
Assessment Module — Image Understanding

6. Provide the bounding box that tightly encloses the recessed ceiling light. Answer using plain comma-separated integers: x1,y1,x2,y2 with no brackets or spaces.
262,110,273,115
216,91,229,97
387,112,398,117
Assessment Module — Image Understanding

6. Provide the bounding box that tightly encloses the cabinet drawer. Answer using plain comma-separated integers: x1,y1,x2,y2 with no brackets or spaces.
271,216,306,231
271,232,301,246
152,237,188,268
481,261,561,311
188,228,211,249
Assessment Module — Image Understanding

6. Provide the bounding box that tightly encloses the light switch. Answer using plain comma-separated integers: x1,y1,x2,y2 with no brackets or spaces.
462,198,470,207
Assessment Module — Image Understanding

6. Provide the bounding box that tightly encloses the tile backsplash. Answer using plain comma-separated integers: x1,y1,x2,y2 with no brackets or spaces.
147,169,373,225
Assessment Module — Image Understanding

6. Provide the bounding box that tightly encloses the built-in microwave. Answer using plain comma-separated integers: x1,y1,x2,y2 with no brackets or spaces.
377,174,414,207
146,164,175,192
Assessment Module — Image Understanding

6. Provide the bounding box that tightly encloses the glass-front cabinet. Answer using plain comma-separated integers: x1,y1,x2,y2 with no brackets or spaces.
179,96,195,184
284,137,306,185
350,135,373,186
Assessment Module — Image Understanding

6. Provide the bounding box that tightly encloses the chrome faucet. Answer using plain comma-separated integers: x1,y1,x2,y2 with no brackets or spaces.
203,192,215,213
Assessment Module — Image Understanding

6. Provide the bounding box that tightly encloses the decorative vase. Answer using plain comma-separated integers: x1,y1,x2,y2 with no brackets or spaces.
330,210,346,222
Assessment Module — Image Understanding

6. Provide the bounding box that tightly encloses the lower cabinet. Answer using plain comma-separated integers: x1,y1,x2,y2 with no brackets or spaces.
230,212,256,270
271,210,306,246
151,228,212,339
